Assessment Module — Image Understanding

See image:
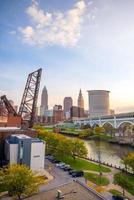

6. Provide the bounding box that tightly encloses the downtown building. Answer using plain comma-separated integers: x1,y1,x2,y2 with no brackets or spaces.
53,105,63,123
63,97,73,120
40,86,48,116
70,89,85,119
87,90,110,118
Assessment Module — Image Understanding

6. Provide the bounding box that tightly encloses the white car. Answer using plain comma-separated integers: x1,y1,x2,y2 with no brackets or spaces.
56,162,65,167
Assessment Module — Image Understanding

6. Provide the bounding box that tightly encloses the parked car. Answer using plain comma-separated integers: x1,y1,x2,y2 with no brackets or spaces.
60,164,67,169
61,164,70,170
49,157,56,162
56,162,65,167
69,170,77,175
51,159,58,163
45,155,50,159
63,166,72,171
47,155,54,161
53,160,61,164
112,195,128,200
72,171,84,177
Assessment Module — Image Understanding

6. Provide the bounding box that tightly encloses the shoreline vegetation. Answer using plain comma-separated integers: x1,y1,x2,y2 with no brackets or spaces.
52,126,134,148
34,125,111,173
34,125,134,197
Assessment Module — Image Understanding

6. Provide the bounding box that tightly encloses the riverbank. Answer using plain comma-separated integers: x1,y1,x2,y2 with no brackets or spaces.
59,131,134,148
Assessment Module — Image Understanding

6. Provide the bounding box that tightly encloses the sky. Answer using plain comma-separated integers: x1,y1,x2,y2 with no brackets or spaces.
1,0,134,113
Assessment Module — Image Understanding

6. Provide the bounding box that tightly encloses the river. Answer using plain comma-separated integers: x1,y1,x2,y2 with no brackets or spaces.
84,140,134,168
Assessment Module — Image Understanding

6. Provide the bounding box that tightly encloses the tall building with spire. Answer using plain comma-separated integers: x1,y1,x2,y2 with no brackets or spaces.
40,86,48,116
78,89,84,109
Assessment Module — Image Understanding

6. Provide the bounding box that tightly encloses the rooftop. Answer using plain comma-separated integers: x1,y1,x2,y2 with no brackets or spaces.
26,181,104,200
0,127,21,131
11,134,31,139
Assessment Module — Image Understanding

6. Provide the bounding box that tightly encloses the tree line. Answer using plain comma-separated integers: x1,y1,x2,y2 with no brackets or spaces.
35,125,88,160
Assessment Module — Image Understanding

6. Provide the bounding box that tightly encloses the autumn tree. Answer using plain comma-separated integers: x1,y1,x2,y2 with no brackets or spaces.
94,126,105,134
54,137,72,159
122,152,134,173
71,138,88,160
1,164,43,199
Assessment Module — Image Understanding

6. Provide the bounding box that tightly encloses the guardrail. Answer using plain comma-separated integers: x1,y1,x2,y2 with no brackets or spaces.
76,179,109,200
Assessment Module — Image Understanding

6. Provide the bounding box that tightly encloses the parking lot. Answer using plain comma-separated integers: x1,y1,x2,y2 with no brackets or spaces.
39,156,114,200
40,157,85,192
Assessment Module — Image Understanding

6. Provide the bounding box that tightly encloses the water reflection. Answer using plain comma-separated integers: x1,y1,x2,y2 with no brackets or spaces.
84,140,134,167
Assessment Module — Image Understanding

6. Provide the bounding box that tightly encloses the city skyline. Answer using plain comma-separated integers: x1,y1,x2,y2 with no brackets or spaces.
1,0,134,113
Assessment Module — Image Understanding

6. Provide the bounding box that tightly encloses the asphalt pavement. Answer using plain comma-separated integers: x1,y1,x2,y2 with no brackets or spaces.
39,159,113,200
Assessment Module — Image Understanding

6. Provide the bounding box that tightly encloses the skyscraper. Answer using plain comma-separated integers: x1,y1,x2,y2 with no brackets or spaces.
78,89,84,109
63,97,73,119
40,86,48,116
87,90,110,117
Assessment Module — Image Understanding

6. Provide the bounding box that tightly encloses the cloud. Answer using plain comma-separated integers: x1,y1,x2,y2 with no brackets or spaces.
10,30,16,35
19,0,87,47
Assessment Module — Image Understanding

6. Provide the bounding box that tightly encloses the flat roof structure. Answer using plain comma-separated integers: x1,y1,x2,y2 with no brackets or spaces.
26,181,105,200
0,127,21,131
9,134,31,139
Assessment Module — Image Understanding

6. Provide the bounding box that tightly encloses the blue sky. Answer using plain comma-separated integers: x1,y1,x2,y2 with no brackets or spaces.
1,0,134,113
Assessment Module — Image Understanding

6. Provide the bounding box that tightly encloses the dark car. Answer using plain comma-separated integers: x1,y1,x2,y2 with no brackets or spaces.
72,171,84,177
63,166,73,171
112,195,128,200
51,159,58,163
67,167,73,172
69,170,77,175
53,160,61,164
50,157,56,162
47,155,54,161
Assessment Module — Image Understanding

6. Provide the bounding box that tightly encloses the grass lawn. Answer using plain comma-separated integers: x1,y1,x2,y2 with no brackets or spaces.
56,156,111,173
89,134,111,141
114,172,134,196
84,172,110,186
109,189,122,196
44,127,54,132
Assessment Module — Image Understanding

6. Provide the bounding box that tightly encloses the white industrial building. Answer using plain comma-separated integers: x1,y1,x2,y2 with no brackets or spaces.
5,134,45,171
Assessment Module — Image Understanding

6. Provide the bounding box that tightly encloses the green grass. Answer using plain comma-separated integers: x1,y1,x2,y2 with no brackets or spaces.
114,172,134,196
109,189,122,196
89,133,111,141
44,127,54,131
84,172,110,186
56,156,111,173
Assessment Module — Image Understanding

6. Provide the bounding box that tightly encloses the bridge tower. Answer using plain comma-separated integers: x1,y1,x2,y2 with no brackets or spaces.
18,68,42,128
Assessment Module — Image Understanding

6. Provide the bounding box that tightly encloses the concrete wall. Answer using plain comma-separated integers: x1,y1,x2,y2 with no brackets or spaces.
9,144,18,164
30,141,45,171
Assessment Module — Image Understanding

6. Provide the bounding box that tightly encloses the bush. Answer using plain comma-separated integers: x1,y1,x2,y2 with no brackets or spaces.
84,172,109,186
109,189,122,196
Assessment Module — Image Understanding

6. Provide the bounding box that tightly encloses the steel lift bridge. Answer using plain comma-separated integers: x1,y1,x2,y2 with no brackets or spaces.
0,68,42,128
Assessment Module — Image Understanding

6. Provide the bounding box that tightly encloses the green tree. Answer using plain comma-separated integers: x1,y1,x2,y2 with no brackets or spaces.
55,137,72,159
114,173,132,196
1,164,42,199
79,128,94,139
71,138,88,160
122,152,134,173
94,126,105,134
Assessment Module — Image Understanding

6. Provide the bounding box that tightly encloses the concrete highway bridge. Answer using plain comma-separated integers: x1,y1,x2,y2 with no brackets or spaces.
73,112,134,129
